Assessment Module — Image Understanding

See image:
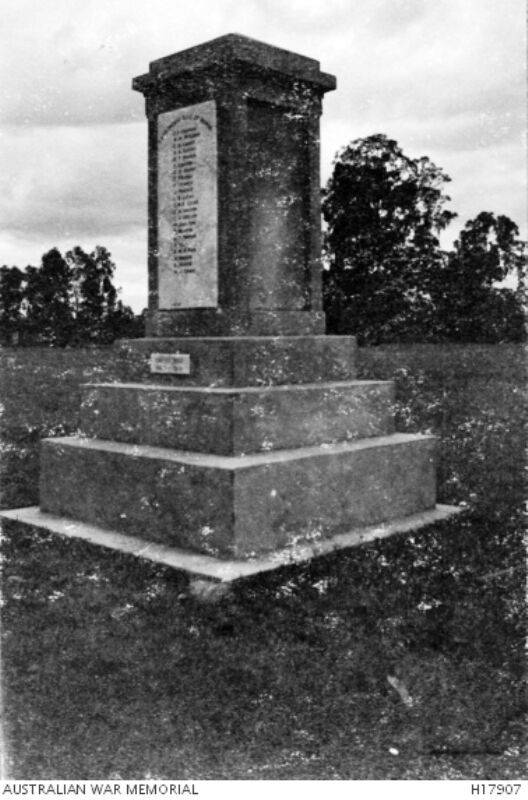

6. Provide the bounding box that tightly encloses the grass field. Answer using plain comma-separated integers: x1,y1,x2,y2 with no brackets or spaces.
0,344,526,779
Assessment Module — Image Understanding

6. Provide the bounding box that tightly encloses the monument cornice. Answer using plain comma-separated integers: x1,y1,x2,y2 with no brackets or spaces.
132,33,336,98
132,59,336,101
137,66,325,120
133,63,335,92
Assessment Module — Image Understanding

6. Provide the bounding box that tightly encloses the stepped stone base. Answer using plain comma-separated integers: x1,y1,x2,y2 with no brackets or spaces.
2,333,462,583
40,433,435,558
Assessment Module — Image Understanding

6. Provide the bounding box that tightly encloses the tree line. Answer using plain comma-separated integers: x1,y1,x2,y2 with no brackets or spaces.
322,134,526,344
0,246,144,346
1,134,526,346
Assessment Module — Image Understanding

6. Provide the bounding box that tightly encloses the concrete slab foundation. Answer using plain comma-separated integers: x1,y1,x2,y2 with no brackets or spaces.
0,504,463,584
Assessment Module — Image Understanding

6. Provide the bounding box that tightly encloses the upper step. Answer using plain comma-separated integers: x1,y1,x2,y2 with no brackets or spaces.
115,336,357,387
81,379,395,455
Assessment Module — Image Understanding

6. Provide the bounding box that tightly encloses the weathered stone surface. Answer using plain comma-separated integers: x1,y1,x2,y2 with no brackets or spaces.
149,309,326,337
40,433,436,558
81,380,395,455
136,33,336,90
0,504,462,583
132,34,336,335
115,335,357,386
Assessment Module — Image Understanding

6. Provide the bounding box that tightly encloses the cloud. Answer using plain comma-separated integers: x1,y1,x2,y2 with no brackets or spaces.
0,123,146,239
321,0,525,128
0,0,251,126
2,0,524,131
436,140,528,245
0,0,525,308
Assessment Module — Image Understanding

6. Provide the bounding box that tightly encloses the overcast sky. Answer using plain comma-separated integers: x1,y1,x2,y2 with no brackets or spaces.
1,0,526,311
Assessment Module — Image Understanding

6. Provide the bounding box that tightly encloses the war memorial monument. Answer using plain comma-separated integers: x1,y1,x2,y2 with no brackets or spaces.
1,34,458,587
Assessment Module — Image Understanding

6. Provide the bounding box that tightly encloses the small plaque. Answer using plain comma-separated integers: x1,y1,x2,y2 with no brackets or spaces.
149,352,191,375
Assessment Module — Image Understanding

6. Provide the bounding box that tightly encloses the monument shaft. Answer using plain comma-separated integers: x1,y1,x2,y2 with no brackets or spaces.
132,33,336,336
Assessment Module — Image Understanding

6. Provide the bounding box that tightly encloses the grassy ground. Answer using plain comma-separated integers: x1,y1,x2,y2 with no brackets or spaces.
0,344,526,779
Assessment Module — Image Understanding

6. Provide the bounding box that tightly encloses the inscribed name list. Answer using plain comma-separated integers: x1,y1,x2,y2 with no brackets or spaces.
157,101,218,308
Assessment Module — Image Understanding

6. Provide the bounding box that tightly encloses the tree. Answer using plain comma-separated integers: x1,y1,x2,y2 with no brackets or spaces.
0,265,25,344
1,245,143,346
67,246,118,343
108,301,146,340
322,134,456,343
24,248,73,345
432,212,526,342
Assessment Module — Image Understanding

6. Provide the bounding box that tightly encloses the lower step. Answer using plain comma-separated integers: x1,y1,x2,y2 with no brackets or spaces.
40,433,436,558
